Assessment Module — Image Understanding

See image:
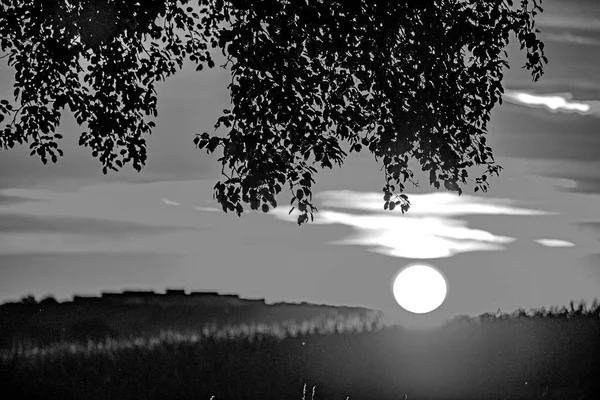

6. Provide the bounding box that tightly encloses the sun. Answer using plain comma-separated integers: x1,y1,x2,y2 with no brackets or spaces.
392,264,447,314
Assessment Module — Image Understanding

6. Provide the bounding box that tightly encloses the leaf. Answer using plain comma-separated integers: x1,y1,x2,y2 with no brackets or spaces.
206,137,220,152
297,214,308,225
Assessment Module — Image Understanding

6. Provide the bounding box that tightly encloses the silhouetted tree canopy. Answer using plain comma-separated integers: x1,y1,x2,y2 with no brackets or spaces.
39,295,59,305
0,0,547,224
19,294,36,304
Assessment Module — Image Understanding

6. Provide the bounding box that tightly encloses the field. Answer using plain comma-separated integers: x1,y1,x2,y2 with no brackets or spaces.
2,301,600,400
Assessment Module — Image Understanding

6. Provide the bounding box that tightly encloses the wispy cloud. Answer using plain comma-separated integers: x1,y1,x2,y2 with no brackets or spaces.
537,15,600,32
272,191,553,259
546,32,600,46
555,179,578,189
0,193,44,206
535,238,576,247
503,90,600,116
193,206,219,212
161,198,180,206
0,212,186,237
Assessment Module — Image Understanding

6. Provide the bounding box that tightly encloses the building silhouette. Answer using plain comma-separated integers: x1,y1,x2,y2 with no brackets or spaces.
69,289,265,307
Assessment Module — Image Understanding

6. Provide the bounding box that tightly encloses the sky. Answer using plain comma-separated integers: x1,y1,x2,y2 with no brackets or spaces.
1,0,599,329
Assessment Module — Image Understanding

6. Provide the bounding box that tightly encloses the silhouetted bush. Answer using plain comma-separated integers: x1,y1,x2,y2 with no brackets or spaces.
39,296,59,306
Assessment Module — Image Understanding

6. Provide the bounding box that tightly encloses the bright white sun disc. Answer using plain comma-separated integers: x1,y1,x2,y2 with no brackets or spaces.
393,264,447,314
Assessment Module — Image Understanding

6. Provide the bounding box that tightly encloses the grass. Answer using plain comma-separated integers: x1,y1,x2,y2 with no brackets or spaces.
2,303,599,400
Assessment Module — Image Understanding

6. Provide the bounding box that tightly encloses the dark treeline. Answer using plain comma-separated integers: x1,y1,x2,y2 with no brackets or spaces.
2,301,600,400
0,299,371,349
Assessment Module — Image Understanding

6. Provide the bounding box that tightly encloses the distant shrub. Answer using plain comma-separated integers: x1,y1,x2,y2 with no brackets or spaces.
19,295,36,305
39,296,59,306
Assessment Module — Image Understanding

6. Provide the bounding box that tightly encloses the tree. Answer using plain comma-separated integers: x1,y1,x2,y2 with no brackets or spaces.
0,0,547,225
39,295,59,305
19,294,37,305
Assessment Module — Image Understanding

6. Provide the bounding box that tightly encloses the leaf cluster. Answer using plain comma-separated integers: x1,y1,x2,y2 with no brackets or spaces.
1,0,223,171
1,0,546,224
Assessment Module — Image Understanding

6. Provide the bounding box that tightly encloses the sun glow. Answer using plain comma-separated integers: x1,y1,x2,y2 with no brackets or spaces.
392,264,447,314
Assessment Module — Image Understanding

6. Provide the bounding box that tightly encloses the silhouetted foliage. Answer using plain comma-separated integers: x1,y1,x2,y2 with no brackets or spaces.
39,295,59,306
0,0,547,224
18,295,36,305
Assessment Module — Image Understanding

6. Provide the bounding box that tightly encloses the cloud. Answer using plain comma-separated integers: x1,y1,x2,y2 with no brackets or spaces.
555,179,578,189
316,190,554,217
503,90,600,117
0,212,190,238
161,198,180,206
537,15,600,32
0,193,44,206
193,206,219,212
0,182,215,255
271,190,553,259
546,32,600,46
0,182,214,229
519,159,600,195
0,212,204,256
534,238,576,247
